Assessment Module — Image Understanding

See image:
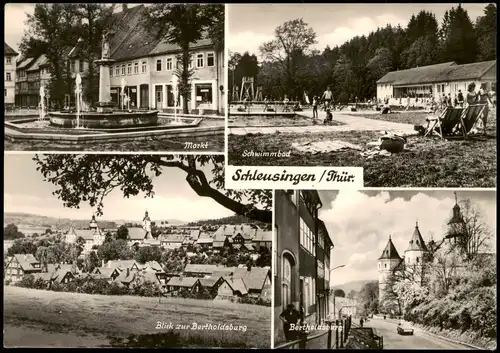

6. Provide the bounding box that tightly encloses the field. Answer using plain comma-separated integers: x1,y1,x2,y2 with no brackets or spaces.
4,286,271,348
228,111,496,187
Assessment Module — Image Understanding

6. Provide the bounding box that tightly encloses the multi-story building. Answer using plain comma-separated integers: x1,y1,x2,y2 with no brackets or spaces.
15,57,35,107
65,215,105,253
274,190,333,344
4,42,18,107
4,254,42,283
107,5,224,114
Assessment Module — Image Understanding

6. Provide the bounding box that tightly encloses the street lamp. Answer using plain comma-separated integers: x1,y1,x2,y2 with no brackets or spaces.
329,264,346,320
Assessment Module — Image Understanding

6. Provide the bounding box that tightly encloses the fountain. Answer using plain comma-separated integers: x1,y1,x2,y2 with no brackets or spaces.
4,32,223,149
49,31,159,129
38,85,46,121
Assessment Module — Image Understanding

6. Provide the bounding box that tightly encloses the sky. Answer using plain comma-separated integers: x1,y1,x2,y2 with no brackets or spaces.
4,3,142,53
227,3,489,58
318,190,496,287
4,154,235,223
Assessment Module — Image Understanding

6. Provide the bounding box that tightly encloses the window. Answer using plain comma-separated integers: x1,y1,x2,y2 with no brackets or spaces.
385,264,387,269
300,218,315,255
134,62,139,74
121,65,126,76
142,61,147,73
188,56,193,69
156,59,162,71
109,67,113,77
71,60,76,73
196,53,204,68
166,58,173,71
115,66,120,76
127,63,132,75
6,57,12,65
195,84,213,106
6,72,11,81
416,257,420,263
207,52,214,67
79,60,84,72
273,226,278,276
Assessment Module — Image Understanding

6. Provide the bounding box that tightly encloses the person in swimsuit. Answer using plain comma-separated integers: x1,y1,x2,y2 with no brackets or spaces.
312,96,319,119
321,86,333,110
478,82,493,135
466,83,477,106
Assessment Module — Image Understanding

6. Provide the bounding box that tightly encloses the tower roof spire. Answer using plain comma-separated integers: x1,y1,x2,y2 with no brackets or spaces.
406,222,428,252
379,235,401,260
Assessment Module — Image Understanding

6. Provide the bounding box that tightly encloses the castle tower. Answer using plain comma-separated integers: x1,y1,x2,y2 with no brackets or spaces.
89,215,98,230
378,235,402,300
404,222,428,284
445,192,464,244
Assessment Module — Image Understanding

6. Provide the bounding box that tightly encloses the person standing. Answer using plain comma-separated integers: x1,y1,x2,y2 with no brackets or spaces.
466,83,478,106
321,85,333,110
478,82,493,135
360,318,364,328
279,304,301,342
457,90,464,107
312,96,319,119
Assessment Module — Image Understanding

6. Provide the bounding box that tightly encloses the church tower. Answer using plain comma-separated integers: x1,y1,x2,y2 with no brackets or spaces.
445,192,464,245
143,210,152,239
378,235,402,300
89,214,98,230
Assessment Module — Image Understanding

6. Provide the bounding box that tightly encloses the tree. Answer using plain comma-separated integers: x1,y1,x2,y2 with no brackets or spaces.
475,4,497,61
142,4,223,114
259,18,316,98
7,239,37,256
333,289,346,298
231,52,260,99
4,224,25,240
85,250,100,273
446,199,493,259
34,155,272,223
116,225,129,241
97,239,129,262
134,246,162,264
356,281,379,315
440,5,478,64
20,4,81,108
72,4,117,104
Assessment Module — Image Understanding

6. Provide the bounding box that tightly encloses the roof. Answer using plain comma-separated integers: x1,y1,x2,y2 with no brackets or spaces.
161,235,184,243
183,264,229,275
196,237,213,244
378,237,401,260
127,227,147,240
94,266,120,278
115,270,136,284
17,57,35,70
5,42,18,56
32,272,55,281
13,254,41,272
232,267,270,291
223,277,248,296
67,227,103,241
53,269,75,283
211,267,236,277
149,37,213,56
253,230,272,242
199,276,222,288
167,276,199,288
27,55,47,71
104,259,140,270
190,230,201,239
377,60,496,86
213,241,226,248
143,261,163,272
406,223,428,252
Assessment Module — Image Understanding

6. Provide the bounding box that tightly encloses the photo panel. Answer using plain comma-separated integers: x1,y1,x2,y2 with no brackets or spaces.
226,3,496,188
273,189,496,349
3,153,272,348
4,3,225,153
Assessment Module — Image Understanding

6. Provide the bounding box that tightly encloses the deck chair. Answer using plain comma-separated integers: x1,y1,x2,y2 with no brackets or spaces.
457,104,486,139
424,107,464,139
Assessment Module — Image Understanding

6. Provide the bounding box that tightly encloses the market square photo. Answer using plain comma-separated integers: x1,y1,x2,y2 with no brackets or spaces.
4,3,225,152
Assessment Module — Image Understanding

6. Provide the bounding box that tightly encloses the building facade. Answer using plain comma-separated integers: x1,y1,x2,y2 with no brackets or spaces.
274,190,333,345
377,60,497,105
4,42,18,107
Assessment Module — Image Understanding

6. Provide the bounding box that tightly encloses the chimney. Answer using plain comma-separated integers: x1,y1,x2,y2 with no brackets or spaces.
122,4,128,12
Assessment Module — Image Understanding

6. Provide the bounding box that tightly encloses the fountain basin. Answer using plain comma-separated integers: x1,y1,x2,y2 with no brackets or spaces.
49,110,159,129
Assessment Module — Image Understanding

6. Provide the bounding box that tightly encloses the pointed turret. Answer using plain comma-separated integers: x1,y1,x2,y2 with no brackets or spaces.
406,221,428,252
378,235,402,260
89,215,98,229
447,192,463,226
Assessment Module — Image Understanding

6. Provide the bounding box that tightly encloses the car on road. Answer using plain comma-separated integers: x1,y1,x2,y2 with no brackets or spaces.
397,322,414,336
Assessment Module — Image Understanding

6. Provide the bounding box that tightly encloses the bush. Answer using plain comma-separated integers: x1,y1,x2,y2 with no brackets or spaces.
16,274,36,288
237,296,271,306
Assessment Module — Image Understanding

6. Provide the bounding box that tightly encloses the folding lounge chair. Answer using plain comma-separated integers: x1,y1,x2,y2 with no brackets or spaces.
457,104,487,139
424,107,464,139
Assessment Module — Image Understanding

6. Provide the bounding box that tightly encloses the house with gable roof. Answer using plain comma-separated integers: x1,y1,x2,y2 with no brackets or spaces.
4,254,42,283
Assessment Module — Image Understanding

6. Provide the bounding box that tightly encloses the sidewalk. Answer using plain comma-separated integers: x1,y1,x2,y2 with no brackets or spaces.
228,110,416,136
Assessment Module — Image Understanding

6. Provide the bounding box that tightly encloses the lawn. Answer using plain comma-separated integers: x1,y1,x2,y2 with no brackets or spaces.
229,115,344,128
4,286,271,348
228,114,496,187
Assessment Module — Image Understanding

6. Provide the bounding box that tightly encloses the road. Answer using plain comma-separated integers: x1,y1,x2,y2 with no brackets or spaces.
367,318,473,350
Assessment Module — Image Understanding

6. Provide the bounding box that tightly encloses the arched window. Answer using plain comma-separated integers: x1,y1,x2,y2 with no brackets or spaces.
282,256,292,310
416,257,420,263
384,264,387,269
